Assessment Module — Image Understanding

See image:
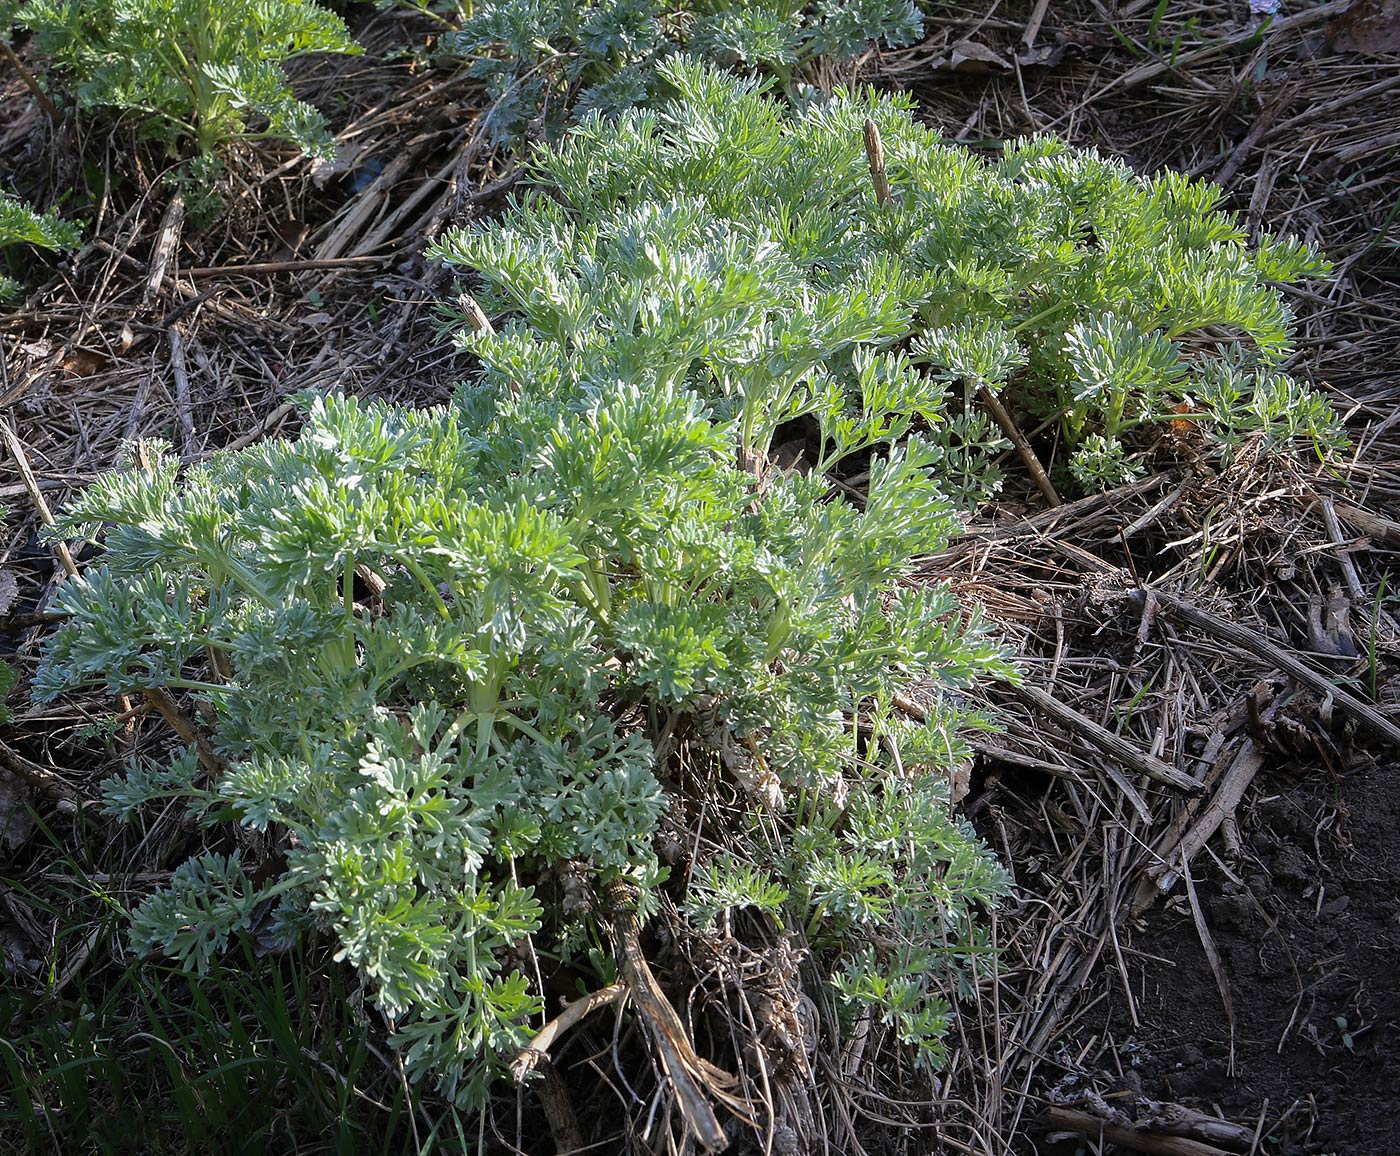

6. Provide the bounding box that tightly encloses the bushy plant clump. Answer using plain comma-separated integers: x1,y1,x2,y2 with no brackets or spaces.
0,191,81,301
7,0,360,159
442,0,923,142
439,58,1339,490
31,54,1344,1135
37,377,1012,1103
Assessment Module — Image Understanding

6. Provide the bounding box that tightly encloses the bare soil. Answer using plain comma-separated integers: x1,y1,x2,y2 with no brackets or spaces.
1097,751,1400,1155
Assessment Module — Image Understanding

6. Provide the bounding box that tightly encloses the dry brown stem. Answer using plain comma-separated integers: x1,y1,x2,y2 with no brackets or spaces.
1043,1105,1242,1156
167,324,197,460
141,685,223,777
0,417,78,578
0,740,83,813
184,256,388,277
0,35,61,126
142,193,185,307
977,384,1062,508
602,878,747,1152
532,1062,585,1155
862,118,892,206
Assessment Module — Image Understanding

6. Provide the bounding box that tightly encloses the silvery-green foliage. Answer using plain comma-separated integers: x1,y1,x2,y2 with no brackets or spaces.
433,69,1007,502
0,191,82,250
441,0,923,143
0,192,81,301
38,372,1013,1100
439,58,1338,491
12,0,360,158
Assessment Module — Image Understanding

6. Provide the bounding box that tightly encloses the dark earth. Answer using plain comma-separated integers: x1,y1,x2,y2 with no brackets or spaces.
1095,751,1400,1155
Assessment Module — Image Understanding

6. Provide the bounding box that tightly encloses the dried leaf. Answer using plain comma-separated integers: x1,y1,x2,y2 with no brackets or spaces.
59,347,112,379
931,40,1011,74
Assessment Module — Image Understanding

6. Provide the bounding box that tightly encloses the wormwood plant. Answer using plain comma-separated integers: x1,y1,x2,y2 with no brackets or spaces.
9,0,360,159
0,191,81,301
37,376,1013,1112
439,58,1340,491
441,0,922,143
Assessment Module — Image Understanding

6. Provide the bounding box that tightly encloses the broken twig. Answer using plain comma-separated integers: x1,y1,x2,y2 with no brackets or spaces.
511,983,625,1081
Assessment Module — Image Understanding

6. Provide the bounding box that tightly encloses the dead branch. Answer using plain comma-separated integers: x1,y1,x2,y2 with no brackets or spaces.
1331,500,1400,548
142,685,224,776
0,417,78,578
167,324,197,461
1043,1105,1243,1156
0,741,84,814
1134,738,1266,913
184,256,388,277
0,35,61,126
533,1062,586,1155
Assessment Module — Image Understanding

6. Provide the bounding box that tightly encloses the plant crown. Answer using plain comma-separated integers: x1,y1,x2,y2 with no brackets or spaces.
38,177,1014,1106
9,0,360,158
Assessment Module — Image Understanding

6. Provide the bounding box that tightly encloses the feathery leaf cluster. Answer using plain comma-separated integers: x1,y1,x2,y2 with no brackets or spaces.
440,58,1339,489
0,192,81,302
440,0,923,143
9,0,360,158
